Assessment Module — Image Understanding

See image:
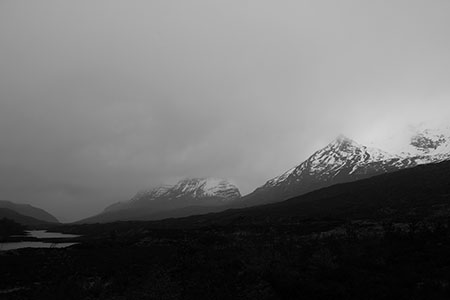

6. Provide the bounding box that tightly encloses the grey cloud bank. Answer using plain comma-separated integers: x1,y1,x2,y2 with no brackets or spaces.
1,0,450,221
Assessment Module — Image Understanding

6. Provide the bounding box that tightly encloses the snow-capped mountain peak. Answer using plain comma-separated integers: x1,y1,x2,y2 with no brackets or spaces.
407,126,450,157
244,124,450,207
104,178,241,213
264,135,398,189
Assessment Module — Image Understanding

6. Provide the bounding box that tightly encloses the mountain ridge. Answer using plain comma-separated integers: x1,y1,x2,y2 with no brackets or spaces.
79,178,241,223
78,123,450,223
0,208,56,226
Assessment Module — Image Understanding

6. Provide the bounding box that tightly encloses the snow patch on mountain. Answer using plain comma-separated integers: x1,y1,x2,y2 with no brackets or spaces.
130,185,172,202
170,178,241,199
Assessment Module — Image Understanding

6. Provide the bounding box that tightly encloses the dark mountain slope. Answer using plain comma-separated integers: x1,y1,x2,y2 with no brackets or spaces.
0,200,59,223
79,205,227,224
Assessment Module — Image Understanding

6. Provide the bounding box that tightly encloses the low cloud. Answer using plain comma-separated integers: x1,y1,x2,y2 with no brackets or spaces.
1,0,449,221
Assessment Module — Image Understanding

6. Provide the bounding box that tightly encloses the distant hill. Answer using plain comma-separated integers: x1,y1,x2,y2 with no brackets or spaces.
0,208,55,226
0,200,59,223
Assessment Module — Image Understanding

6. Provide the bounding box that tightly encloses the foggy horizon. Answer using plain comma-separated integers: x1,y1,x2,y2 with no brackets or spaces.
1,0,450,221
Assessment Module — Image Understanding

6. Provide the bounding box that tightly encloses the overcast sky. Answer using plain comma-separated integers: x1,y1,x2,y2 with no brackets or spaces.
1,0,450,221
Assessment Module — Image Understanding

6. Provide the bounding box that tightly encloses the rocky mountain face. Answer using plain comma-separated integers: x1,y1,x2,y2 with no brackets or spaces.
238,126,450,207
80,178,241,223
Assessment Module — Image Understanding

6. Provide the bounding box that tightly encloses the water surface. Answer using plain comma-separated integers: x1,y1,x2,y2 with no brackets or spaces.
0,242,77,251
26,230,80,239
1,230,81,251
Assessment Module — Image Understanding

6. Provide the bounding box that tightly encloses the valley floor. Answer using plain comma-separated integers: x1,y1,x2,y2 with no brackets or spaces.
2,218,450,299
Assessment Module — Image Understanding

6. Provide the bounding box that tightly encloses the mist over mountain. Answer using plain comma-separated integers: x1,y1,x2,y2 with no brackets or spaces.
1,0,450,221
369,124,450,162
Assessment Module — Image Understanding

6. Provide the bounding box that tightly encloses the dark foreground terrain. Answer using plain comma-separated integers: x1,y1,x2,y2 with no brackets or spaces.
2,161,450,299
2,220,450,299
